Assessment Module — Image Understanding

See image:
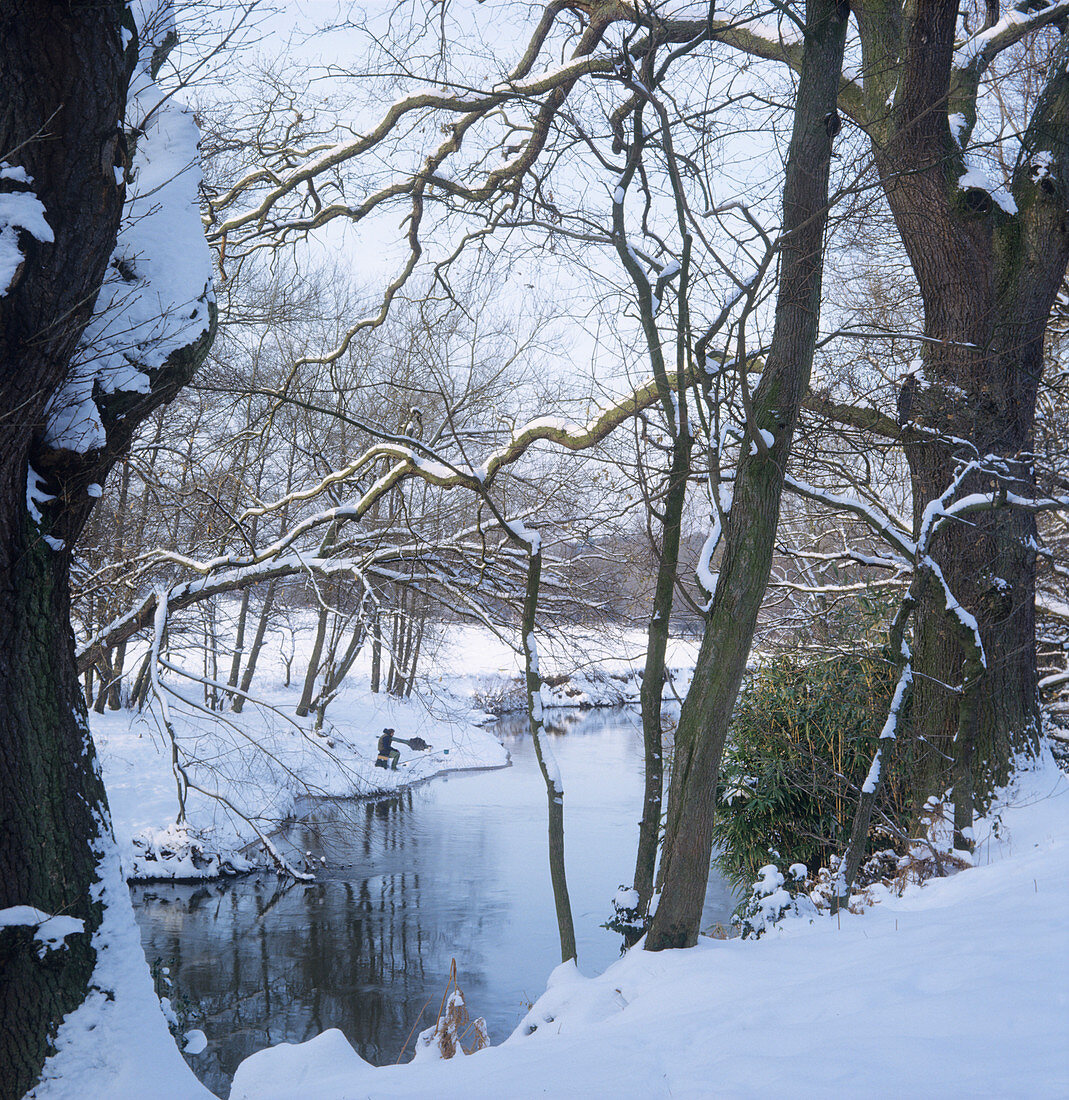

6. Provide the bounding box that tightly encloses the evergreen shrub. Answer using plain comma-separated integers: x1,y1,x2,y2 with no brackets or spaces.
713,650,915,894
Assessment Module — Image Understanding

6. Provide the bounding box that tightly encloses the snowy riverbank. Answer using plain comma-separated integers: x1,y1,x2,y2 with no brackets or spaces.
35,743,1068,1098
224,744,1066,1097
91,623,699,880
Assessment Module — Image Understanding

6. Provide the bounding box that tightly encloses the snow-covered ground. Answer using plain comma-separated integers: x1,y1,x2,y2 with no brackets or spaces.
221,745,1065,1096
92,622,697,880
49,624,1068,1098
34,741,1068,1098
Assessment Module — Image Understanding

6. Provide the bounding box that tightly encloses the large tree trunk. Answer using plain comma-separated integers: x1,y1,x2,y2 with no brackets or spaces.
645,0,849,952
1,2,215,1088
0,3,128,1091
858,4,1069,808
0,518,114,1097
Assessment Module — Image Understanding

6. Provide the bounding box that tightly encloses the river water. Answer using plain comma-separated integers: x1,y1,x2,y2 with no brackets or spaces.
131,708,737,1096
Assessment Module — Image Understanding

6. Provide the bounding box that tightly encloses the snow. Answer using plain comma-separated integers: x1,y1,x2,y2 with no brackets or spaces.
504,516,540,553
525,630,539,675
195,738,1069,1095
32,606,1069,1098
1031,150,1053,181
0,907,84,956
432,623,697,713
93,671,510,881
221,747,1068,1098
948,112,967,145
43,8,213,455
87,620,698,881
748,427,775,455
953,3,1069,69
31,824,215,1099
26,465,53,526
957,163,1018,215
695,514,722,608
183,1031,208,1056
659,259,681,280
0,164,31,183
0,184,54,294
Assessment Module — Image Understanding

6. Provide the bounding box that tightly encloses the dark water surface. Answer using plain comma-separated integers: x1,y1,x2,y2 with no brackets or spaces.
131,708,737,1097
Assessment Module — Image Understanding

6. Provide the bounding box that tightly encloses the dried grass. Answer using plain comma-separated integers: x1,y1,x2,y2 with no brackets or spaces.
401,958,489,1063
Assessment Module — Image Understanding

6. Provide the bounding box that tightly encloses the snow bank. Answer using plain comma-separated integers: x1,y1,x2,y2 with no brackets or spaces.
228,748,1068,1099
30,832,214,1100
93,679,509,881
435,623,698,714
91,621,697,881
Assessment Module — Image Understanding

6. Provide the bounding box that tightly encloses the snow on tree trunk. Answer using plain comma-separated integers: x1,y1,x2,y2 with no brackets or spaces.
0,0,214,1090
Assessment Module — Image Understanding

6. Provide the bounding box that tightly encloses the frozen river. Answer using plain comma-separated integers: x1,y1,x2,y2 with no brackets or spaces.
131,708,736,1095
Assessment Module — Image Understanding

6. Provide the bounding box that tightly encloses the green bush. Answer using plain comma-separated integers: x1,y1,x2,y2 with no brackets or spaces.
712,651,914,894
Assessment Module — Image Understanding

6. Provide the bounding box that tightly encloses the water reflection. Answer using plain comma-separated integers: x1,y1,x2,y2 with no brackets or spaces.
132,708,737,1097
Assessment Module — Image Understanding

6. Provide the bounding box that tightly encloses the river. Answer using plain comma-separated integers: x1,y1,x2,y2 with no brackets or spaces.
131,707,737,1096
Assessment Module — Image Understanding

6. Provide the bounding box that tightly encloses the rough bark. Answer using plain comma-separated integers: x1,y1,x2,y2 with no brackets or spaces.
0,3,129,1092
856,2,1069,805
0,3,215,1089
645,0,849,952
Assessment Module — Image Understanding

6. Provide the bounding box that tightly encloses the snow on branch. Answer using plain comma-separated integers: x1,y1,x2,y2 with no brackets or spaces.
954,1,1069,76
42,3,213,457
784,474,916,561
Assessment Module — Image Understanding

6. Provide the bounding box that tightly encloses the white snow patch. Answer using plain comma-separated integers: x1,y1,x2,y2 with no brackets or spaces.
0,184,54,294
958,162,1018,215
696,514,722,608
182,1030,208,1055
948,112,967,145
748,427,775,455
43,23,213,455
224,749,1069,1098
505,517,540,553
0,906,85,956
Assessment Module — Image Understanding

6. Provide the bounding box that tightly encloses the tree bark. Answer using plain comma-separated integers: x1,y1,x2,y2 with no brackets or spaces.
856,4,1069,806
0,2,215,1087
0,2,131,1091
646,0,849,952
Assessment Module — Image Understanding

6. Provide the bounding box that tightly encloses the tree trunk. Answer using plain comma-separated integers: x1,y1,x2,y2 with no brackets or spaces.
296,605,330,718
233,580,278,713
0,2,129,1089
0,519,113,1097
646,0,849,952
227,587,252,696
370,611,382,693
859,5,1069,807
1,1,216,1084
632,431,691,933
522,547,577,964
